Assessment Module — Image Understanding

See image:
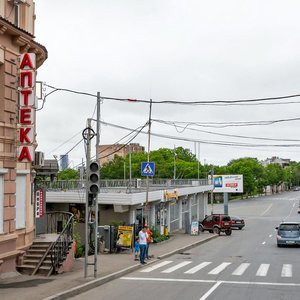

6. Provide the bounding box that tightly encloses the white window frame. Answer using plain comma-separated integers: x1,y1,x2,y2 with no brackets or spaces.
16,172,28,229
0,169,8,234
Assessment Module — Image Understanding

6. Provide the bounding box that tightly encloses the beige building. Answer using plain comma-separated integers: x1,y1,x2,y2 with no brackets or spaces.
0,1,47,274
99,143,145,165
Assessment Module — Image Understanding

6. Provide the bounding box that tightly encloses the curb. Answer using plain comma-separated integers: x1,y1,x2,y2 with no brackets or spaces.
157,234,218,259
43,234,218,300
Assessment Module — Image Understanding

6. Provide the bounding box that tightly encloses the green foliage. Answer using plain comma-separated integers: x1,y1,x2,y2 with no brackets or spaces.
57,168,79,180
151,226,169,243
73,222,84,258
227,158,265,197
98,146,300,196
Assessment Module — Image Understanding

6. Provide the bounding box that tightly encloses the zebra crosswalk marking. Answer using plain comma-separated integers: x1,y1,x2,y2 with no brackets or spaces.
140,261,296,278
256,264,270,276
184,262,212,274
140,261,173,273
232,263,250,276
281,264,292,277
208,262,232,275
161,261,192,273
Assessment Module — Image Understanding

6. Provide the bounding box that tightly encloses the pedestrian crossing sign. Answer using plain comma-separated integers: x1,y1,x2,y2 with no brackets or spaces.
141,162,155,176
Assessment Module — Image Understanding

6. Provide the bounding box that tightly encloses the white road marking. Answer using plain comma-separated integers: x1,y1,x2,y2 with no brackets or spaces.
121,276,300,287
140,261,173,273
256,264,270,276
184,262,212,274
281,264,292,277
199,281,222,300
161,261,192,273
261,204,273,216
232,263,250,276
208,262,231,275
262,241,266,245
269,235,272,238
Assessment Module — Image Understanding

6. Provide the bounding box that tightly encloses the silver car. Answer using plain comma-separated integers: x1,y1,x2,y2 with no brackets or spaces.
276,222,300,247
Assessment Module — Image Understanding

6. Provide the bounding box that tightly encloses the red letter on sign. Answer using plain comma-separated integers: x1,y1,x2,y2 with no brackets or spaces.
20,127,31,143
18,146,33,162
20,90,32,106
20,53,34,69
20,108,32,124
20,71,33,87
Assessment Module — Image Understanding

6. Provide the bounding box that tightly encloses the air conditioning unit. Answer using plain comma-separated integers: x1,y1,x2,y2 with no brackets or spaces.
34,151,44,167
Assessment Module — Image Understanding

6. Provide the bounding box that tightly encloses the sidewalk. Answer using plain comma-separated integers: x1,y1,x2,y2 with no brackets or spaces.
0,231,217,300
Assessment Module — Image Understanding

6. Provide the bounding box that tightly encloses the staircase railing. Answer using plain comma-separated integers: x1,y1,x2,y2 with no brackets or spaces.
46,211,74,274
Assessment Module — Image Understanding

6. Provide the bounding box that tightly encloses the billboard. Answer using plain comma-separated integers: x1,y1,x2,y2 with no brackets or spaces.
213,174,243,193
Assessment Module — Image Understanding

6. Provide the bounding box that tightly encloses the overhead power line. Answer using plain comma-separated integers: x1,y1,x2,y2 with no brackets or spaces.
44,83,300,106
100,120,300,148
152,119,300,142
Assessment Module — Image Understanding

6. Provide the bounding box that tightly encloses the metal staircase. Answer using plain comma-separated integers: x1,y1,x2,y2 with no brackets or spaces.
17,211,74,276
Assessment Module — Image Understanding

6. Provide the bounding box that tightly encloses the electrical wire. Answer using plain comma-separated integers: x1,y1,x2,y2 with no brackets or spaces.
152,119,300,142
99,120,300,148
99,122,149,159
47,130,83,155
153,117,300,129
43,84,300,106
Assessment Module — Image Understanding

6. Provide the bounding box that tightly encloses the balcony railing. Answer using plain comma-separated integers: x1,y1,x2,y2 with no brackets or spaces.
38,178,210,193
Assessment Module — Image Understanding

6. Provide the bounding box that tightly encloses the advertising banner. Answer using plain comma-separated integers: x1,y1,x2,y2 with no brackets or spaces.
213,174,243,193
190,221,199,235
116,226,133,248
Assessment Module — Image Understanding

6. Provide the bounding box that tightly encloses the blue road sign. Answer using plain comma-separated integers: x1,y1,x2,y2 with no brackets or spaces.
141,162,155,176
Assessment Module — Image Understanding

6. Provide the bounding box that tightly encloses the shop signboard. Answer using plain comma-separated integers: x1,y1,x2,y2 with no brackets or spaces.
18,53,36,162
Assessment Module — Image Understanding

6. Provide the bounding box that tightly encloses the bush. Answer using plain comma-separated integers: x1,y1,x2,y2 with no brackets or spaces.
151,226,169,243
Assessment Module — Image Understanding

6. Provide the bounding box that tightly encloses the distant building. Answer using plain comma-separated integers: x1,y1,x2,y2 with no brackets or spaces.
261,156,291,168
60,154,69,170
99,143,145,165
35,159,59,181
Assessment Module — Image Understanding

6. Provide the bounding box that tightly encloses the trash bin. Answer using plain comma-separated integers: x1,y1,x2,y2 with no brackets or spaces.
164,226,168,236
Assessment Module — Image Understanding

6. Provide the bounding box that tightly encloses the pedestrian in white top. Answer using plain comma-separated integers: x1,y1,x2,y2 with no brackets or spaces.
138,226,148,265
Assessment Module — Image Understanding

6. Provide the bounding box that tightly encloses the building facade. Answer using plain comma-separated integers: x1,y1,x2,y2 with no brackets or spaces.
99,143,145,165
0,0,47,274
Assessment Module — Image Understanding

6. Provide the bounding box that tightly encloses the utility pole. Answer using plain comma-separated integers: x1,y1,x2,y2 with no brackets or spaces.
144,99,152,225
198,142,200,180
84,91,101,279
84,119,92,278
94,91,101,278
129,144,132,193
173,145,176,180
210,166,214,214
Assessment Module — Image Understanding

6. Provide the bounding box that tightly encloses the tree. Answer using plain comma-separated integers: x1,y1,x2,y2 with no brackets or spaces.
227,157,265,197
57,168,79,180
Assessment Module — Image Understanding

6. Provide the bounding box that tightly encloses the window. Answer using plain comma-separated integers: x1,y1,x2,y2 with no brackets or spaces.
16,174,27,229
0,175,3,233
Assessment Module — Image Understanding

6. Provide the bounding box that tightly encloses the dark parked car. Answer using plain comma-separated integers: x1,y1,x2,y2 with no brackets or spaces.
199,214,232,235
230,216,245,230
276,222,300,247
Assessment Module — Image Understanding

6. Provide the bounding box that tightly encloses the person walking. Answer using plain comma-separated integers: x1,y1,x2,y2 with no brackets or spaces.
145,225,153,260
138,225,148,265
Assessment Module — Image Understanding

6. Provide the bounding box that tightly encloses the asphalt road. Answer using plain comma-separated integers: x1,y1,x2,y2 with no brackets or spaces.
71,191,300,300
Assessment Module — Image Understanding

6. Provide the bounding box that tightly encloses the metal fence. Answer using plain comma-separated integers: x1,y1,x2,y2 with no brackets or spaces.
38,178,209,193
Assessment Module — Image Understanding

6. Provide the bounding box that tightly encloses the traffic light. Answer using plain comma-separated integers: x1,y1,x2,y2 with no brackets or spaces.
88,161,100,195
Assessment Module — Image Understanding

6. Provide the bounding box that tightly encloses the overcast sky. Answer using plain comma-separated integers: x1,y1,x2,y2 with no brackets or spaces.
34,0,300,168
